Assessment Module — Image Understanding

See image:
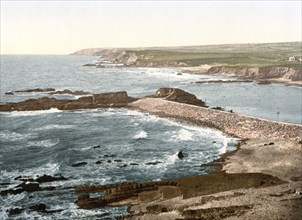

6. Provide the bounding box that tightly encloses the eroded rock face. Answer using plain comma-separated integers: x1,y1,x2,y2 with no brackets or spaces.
154,88,206,107
75,172,282,209
0,91,137,112
207,66,302,81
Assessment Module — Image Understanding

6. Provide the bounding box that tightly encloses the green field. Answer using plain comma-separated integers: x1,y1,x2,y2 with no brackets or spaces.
127,42,302,69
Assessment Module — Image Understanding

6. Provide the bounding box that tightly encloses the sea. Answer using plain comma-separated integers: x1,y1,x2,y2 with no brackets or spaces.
0,55,301,219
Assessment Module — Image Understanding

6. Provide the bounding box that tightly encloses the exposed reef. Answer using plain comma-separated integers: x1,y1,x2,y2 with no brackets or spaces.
1,88,205,112
0,91,137,111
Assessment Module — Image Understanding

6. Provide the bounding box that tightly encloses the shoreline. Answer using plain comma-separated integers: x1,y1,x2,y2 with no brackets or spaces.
76,98,301,219
181,66,302,87
128,98,302,141
125,100,302,219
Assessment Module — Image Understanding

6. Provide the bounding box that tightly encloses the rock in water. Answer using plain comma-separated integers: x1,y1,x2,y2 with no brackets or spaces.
178,151,184,159
72,162,87,167
29,203,47,212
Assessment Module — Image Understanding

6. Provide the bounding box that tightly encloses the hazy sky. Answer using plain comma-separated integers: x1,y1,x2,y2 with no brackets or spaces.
1,1,301,54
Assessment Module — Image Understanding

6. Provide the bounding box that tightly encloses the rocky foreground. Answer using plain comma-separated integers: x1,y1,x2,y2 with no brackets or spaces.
1,88,302,219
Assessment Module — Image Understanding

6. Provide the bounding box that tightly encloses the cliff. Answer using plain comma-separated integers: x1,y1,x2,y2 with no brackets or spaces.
206,66,302,81
73,44,301,83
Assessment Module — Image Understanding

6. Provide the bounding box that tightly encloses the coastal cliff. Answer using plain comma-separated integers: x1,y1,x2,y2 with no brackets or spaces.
206,66,302,81
72,42,302,84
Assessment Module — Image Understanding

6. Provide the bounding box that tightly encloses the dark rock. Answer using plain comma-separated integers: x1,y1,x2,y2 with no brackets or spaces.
14,176,34,182
43,186,57,191
36,174,67,183
72,162,87,167
5,91,14,95
83,63,97,67
49,89,90,95
120,164,128,168
15,88,55,93
212,106,224,111
114,159,122,162
93,145,101,149
95,160,102,164
0,188,23,196
146,161,162,165
29,203,47,212
0,182,11,186
154,88,206,107
107,160,112,163
129,163,139,166
268,142,274,145
178,151,184,159
8,207,23,216
93,91,136,105
0,90,137,112
19,182,41,192
1,182,41,195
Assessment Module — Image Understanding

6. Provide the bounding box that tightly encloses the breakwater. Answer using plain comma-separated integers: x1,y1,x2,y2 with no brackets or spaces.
129,98,302,142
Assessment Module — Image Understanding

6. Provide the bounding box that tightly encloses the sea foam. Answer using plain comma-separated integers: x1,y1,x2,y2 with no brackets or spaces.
133,131,148,139
3,108,62,117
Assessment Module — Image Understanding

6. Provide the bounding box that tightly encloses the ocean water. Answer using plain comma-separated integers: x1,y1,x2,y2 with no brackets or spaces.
0,55,301,219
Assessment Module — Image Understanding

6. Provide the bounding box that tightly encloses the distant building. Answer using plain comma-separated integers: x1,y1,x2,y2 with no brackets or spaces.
288,56,302,62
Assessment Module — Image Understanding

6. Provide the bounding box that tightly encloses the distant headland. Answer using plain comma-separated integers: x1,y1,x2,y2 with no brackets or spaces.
72,42,302,86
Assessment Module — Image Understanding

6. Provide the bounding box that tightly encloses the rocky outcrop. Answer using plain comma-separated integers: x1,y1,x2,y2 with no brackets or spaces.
49,90,90,95
0,91,137,112
5,88,90,96
1,88,205,111
14,88,56,93
207,66,302,81
153,88,206,107
75,172,282,209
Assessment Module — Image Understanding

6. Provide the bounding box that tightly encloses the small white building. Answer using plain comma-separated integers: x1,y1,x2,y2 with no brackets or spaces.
288,56,302,62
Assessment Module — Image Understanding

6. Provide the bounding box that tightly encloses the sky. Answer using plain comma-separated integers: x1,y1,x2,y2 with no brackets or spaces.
0,1,301,55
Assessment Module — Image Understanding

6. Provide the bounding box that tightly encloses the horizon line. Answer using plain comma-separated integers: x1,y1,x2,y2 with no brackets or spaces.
1,40,301,56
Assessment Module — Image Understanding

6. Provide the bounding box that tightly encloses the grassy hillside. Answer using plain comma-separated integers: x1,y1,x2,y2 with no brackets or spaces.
127,42,302,68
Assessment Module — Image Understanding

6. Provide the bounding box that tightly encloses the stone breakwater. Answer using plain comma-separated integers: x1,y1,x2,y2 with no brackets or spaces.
129,98,302,142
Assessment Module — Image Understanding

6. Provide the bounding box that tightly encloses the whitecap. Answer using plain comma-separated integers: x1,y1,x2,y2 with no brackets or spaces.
0,131,31,141
27,139,59,148
3,108,62,117
169,129,194,141
2,162,62,179
165,153,178,166
133,131,148,139
34,124,73,131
